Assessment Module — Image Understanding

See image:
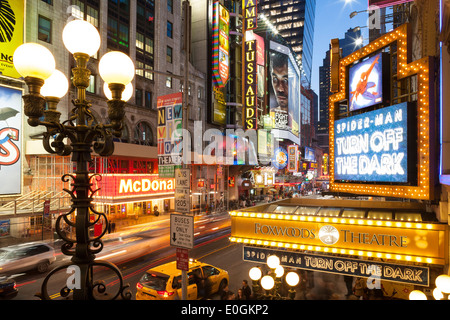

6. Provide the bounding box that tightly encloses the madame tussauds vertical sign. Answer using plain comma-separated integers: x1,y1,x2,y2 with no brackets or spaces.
244,39,257,130
334,102,411,183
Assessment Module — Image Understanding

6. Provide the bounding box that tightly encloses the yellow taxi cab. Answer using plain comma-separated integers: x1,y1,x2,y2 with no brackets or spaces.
136,260,229,300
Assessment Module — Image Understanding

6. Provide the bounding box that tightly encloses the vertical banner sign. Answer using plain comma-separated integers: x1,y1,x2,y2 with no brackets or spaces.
0,86,22,195
288,145,298,172
0,0,24,79
157,93,183,178
212,2,230,87
243,0,257,31
244,40,257,130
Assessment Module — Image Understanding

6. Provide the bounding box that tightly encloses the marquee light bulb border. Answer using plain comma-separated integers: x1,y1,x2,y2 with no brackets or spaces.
229,211,446,265
329,24,435,200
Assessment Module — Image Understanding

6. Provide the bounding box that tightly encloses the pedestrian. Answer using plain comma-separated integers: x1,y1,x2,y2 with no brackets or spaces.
236,289,246,300
241,279,252,299
221,285,233,300
343,275,353,296
353,277,368,300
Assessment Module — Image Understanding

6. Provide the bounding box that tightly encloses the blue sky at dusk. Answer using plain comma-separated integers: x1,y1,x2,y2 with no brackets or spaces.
311,0,370,94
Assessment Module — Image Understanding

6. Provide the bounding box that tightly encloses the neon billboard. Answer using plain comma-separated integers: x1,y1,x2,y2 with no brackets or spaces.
212,2,229,87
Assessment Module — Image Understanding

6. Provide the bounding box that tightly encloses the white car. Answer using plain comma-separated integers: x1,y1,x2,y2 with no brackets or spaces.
0,242,56,274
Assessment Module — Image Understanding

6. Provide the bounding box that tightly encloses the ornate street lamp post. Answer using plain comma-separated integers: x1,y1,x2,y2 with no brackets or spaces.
248,255,300,300
13,19,135,300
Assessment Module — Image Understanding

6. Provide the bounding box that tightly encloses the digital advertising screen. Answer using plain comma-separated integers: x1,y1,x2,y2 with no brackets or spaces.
269,41,301,137
334,102,412,184
349,53,384,112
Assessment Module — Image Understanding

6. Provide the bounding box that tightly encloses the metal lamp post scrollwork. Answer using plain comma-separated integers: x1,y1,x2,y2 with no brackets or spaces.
13,19,135,300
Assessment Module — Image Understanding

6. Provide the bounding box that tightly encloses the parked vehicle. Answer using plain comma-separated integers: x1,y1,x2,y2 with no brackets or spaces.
136,260,229,300
0,242,56,275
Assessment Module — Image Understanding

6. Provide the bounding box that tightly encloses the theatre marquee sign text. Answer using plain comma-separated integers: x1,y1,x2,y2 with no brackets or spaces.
230,213,447,265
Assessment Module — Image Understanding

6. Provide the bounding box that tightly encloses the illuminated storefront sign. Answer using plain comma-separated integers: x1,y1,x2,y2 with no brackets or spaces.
273,147,288,170
0,0,23,79
157,92,183,178
329,24,434,200
230,213,447,265
368,0,414,9
287,145,298,172
243,246,430,286
93,174,175,200
244,39,257,130
0,85,22,195
243,0,257,31
323,154,329,176
212,2,229,87
334,102,411,183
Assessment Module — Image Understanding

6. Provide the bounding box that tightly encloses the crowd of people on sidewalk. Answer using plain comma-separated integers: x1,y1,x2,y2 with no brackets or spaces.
221,271,388,300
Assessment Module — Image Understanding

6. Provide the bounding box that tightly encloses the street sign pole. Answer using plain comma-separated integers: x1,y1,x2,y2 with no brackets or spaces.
181,0,191,301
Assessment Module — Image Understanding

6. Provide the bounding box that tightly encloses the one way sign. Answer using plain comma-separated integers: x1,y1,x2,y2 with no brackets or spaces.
170,213,194,249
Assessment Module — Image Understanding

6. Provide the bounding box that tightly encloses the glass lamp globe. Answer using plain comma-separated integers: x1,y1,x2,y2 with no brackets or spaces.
13,43,55,80
62,19,101,56
267,255,280,269
433,288,444,300
260,276,274,291
286,272,300,287
409,290,427,300
103,82,133,102
41,70,69,98
435,275,450,294
99,51,135,85
274,265,284,278
249,267,262,281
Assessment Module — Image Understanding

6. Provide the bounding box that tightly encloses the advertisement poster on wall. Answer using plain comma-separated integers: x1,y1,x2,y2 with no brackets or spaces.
0,0,24,79
269,41,300,137
157,92,183,178
0,85,22,195
349,52,384,112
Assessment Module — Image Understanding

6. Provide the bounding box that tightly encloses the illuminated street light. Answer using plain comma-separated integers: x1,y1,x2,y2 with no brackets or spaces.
13,18,134,300
409,290,427,300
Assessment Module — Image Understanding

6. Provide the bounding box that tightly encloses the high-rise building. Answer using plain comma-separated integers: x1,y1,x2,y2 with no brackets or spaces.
316,28,363,153
259,0,316,87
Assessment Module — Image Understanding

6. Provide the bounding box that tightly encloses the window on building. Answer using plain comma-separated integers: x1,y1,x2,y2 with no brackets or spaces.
108,0,130,52
145,91,152,109
167,46,173,63
144,64,153,80
134,122,154,146
136,60,144,77
166,76,172,88
135,88,143,106
168,0,173,13
86,75,96,94
41,0,52,5
167,21,173,38
136,32,144,50
38,16,52,43
71,1,99,28
198,87,203,99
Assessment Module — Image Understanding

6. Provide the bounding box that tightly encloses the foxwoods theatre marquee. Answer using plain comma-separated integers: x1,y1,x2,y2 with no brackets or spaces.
230,24,448,294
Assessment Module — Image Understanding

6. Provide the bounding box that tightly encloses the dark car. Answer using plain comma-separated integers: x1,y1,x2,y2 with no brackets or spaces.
0,275,18,299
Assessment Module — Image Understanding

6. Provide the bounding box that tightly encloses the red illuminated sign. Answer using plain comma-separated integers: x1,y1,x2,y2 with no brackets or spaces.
92,174,175,199
368,0,413,9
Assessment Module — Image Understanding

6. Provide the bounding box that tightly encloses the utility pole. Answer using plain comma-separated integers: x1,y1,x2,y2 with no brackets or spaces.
181,0,191,302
